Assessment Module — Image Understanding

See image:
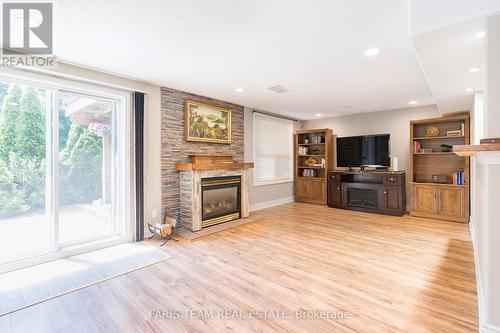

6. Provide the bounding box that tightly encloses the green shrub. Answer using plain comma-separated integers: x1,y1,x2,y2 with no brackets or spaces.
60,125,102,204
14,87,45,161
0,85,22,162
0,160,29,217
8,153,45,210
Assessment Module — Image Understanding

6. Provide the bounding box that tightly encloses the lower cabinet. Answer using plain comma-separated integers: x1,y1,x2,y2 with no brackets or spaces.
411,184,437,214
381,186,404,214
326,171,406,215
295,178,327,204
410,183,468,222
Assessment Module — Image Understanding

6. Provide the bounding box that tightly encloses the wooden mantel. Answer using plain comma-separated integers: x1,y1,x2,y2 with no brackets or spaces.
175,155,254,171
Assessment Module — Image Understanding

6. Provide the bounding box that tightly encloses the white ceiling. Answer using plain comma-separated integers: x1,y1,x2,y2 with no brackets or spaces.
50,0,499,119
409,0,500,35
412,18,486,114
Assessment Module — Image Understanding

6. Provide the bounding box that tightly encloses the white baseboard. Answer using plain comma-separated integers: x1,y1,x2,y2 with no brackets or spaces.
250,196,294,212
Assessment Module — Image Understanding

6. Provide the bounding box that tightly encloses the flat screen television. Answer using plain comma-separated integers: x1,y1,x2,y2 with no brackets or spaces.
336,134,390,168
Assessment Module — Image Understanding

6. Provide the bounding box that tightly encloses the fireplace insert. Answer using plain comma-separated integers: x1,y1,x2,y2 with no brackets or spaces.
346,187,379,210
201,176,241,228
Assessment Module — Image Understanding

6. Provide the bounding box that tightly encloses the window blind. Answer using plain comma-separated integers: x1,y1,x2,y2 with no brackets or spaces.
253,113,293,186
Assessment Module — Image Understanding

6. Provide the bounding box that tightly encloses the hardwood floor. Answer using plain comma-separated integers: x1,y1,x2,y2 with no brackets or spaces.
0,202,478,332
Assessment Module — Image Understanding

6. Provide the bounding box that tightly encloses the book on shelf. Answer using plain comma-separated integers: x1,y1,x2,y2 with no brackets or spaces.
447,130,462,137
452,170,465,185
413,140,421,153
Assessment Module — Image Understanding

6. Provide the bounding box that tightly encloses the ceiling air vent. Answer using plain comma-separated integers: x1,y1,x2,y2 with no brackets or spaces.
268,85,290,93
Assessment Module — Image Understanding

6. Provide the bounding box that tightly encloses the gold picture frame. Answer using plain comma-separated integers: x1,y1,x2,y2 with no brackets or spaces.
185,100,232,144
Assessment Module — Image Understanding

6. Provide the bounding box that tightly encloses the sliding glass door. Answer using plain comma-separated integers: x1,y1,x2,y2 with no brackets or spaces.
0,77,129,267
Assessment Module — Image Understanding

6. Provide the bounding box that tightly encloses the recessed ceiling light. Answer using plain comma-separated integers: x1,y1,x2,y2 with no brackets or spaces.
234,88,244,93
316,113,322,117
467,67,483,73
476,31,486,39
365,48,380,56
465,88,474,93
409,100,418,105
340,105,351,109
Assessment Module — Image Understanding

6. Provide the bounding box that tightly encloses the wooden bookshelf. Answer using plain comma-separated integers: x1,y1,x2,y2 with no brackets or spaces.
294,129,333,205
409,113,470,223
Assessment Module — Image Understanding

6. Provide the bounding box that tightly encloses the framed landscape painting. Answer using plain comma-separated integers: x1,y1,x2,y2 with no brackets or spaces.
185,100,232,144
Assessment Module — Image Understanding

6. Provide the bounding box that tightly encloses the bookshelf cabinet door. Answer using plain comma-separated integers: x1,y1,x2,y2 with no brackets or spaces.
412,184,437,214
296,178,326,204
437,187,465,219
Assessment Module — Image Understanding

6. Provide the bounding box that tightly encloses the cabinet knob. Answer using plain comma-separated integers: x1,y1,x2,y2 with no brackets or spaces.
337,187,340,190
384,191,387,194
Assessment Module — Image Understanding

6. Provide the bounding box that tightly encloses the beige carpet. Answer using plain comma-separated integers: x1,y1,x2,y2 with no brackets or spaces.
177,215,264,241
0,243,172,316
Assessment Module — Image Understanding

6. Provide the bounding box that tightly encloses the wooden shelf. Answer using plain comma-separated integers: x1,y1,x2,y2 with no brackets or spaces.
297,154,325,157
410,182,468,188
413,152,457,155
296,176,324,179
298,166,324,169
298,143,325,146
413,136,464,140
453,143,500,156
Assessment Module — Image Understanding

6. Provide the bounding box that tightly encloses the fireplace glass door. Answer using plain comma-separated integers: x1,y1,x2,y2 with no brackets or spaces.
201,176,241,227
346,187,379,210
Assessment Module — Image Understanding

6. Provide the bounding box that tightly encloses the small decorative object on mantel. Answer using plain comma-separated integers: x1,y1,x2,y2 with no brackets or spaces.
304,157,318,167
425,127,440,137
185,100,232,144
440,144,453,152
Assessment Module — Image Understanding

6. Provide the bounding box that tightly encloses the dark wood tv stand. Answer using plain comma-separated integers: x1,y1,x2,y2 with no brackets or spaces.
327,170,406,216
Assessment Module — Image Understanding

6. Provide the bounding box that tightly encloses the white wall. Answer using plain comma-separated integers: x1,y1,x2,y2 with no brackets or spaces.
43,63,163,226
485,14,500,137
470,13,500,333
244,108,297,210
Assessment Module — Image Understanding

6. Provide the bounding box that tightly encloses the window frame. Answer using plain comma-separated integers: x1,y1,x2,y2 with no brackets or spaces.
252,112,294,187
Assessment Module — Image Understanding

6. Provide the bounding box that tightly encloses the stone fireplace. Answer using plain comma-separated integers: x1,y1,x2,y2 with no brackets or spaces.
176,155,253,231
